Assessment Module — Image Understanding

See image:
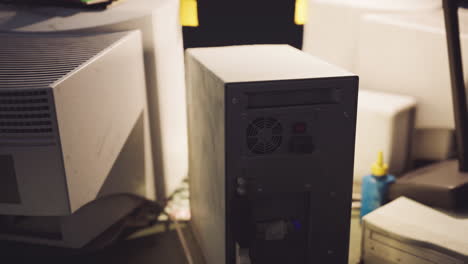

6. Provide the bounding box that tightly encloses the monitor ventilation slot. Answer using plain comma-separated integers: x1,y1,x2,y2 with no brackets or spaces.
0,91,55,145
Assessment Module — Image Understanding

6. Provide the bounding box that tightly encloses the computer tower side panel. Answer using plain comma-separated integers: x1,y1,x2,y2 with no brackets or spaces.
225,77,358,264
186,53,227,264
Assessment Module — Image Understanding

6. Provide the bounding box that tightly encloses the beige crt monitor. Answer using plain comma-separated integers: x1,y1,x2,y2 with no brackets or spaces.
0,0,188,199
303,0,441,72
356,10,468,160
0,30,153,248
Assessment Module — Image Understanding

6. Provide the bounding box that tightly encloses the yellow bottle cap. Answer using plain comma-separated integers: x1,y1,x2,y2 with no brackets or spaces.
371,151,388,177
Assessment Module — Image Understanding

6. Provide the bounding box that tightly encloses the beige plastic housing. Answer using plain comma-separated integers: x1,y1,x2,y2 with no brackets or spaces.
0,0,188,199
362,197,468,264
0,30,153,248
303,0,441,71
356,10,468,159
0,30,152,215
354,90,416,193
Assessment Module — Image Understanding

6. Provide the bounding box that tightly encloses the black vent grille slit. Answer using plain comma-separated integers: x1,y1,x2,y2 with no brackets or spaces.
0,91,54,144
247,117,283,154
0,32,129,145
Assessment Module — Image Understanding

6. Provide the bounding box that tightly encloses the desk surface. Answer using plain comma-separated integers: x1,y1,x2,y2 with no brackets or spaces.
0,210,362,264
349,209,363,264
0,224,190,263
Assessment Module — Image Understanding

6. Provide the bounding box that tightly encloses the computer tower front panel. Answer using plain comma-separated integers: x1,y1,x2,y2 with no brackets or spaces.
225,78,358,264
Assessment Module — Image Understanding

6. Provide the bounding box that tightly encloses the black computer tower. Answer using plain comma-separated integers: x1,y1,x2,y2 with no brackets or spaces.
186,45,358,264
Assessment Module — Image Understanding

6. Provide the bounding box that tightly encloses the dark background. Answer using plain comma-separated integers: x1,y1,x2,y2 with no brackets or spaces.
182,0,303,49
1,0,304,49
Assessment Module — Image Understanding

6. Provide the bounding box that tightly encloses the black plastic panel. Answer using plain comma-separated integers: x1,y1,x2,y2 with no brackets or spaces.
247,88,340,109
226,77,358,264
0,155,21,204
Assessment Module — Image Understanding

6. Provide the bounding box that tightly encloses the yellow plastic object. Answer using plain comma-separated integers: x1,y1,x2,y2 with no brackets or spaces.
180,0,199,27
295,0,308,25
371,151,388,177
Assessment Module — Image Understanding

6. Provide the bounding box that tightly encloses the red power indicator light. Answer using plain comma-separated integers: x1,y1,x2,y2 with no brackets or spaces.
293,122,307,133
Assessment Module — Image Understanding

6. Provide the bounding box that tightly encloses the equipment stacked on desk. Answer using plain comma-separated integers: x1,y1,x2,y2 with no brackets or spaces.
362,197,468,264
389,0,468,210
0,0,188,248
186,45,358,264
356,9,468,161
353,90,416,194
303,0,441,71
0,31,152,248
303,0,441,191
0,0,188,200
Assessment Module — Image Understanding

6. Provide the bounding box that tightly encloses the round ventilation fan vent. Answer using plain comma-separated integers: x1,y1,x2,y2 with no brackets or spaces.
246,117,283,154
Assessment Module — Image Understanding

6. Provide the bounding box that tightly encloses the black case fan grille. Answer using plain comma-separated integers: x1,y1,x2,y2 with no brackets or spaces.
247,117,283,154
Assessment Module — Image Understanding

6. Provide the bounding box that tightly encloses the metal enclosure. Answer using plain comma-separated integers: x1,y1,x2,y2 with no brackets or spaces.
186,45,358,264
362,197,468,264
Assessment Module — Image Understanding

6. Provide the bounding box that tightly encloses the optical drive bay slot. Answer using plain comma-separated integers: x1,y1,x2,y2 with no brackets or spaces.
247,88,340,109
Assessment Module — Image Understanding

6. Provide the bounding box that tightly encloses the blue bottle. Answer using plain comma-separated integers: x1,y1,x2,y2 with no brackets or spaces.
360,151,395,219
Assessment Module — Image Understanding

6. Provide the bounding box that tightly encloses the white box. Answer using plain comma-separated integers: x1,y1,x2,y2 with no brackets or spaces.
362,197,468,264
356,10,468,159
354,90,416,189
303,0,441,71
